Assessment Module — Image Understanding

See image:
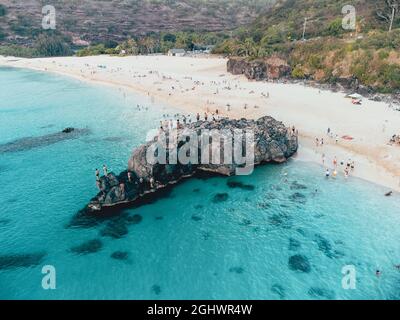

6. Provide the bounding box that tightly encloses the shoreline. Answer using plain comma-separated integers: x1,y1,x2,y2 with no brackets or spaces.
1,55,399,193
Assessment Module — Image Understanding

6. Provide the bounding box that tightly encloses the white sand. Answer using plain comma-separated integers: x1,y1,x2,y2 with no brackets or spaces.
1,54,399,192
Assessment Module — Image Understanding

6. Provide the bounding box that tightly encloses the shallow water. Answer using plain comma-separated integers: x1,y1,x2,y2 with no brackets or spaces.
0,67,400,300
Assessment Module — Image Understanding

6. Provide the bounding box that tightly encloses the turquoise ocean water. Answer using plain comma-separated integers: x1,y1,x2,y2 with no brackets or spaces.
0,66,399,300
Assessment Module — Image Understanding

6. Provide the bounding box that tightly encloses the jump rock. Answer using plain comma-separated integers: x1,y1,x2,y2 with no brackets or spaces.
79,116,298,215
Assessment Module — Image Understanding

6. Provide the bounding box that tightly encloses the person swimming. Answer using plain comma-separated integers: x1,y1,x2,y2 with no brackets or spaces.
325,169,330,178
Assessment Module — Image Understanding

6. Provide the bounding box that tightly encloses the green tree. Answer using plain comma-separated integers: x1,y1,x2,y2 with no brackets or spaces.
163,33,176,43
324,18,344,37
35,34,72,57
117,38,139,55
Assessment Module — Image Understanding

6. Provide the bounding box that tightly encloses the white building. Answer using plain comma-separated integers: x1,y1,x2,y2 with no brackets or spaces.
167,49,186,57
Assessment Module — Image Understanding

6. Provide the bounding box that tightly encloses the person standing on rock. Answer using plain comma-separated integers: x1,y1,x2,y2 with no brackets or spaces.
119,182,125,195
103,164,108,177
95,169,100,181
127,171,133,183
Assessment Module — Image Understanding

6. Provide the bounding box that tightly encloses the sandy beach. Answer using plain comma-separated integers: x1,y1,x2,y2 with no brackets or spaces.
1,54,399,192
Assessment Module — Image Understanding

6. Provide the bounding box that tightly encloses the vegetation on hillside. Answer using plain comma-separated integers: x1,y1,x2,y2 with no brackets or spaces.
0,0,275,45
0,32,72,58
76,31,227,56
213,0,400,93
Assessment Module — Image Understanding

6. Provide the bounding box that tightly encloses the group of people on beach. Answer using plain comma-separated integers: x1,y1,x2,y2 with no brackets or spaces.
323,155,355,179
158,109,222,132
315,128,356,180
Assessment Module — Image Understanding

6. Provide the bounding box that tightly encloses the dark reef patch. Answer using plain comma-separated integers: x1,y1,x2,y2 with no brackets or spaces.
0,128,90,153
70,239,103,255
191,215,203,222
288,238,301,251
201,231,211,240
0,218,11,225
289,192,307,204
125,214,143,225
308,287,336,300
155,216,164,221
152,285,162,295
0,252,46,270
290,181,308,190
239,219,252,226
257,202,271,209
100,220,129,239
265,193,276,200
194,205,204,210
229,267,244,274
315,234,335,259
227,180,255,191
296,228,307,237
212,193,229,203
111,251,130,261
271,284,286,299
288,255,311,273
268,213,292,229
193,188,201,193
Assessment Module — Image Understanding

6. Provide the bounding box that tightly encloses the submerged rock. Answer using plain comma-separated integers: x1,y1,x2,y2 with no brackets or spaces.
151,285,162,295
289,192,307,204
271,284,286,299
0,128,90,153
290,181,308,190
100,220,129,239
229,266,245,274
77,116,298,216
212,193,229,203
110,251,130,261
0,252,46,270
308,287,336,300
315,234,335,259
227,180,255,190
288,254,311,273
125,214,143,225
70,239,103,255
288,238,301,251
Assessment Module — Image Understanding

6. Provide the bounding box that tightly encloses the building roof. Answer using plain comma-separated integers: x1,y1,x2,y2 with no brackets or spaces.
169,49,186,54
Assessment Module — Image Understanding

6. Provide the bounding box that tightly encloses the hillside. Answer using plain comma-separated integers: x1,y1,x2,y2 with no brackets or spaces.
215,0,400,94
0,0,275,45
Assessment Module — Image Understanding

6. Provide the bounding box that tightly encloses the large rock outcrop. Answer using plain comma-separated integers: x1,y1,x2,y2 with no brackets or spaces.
227,57,291,81
78,116,298,216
